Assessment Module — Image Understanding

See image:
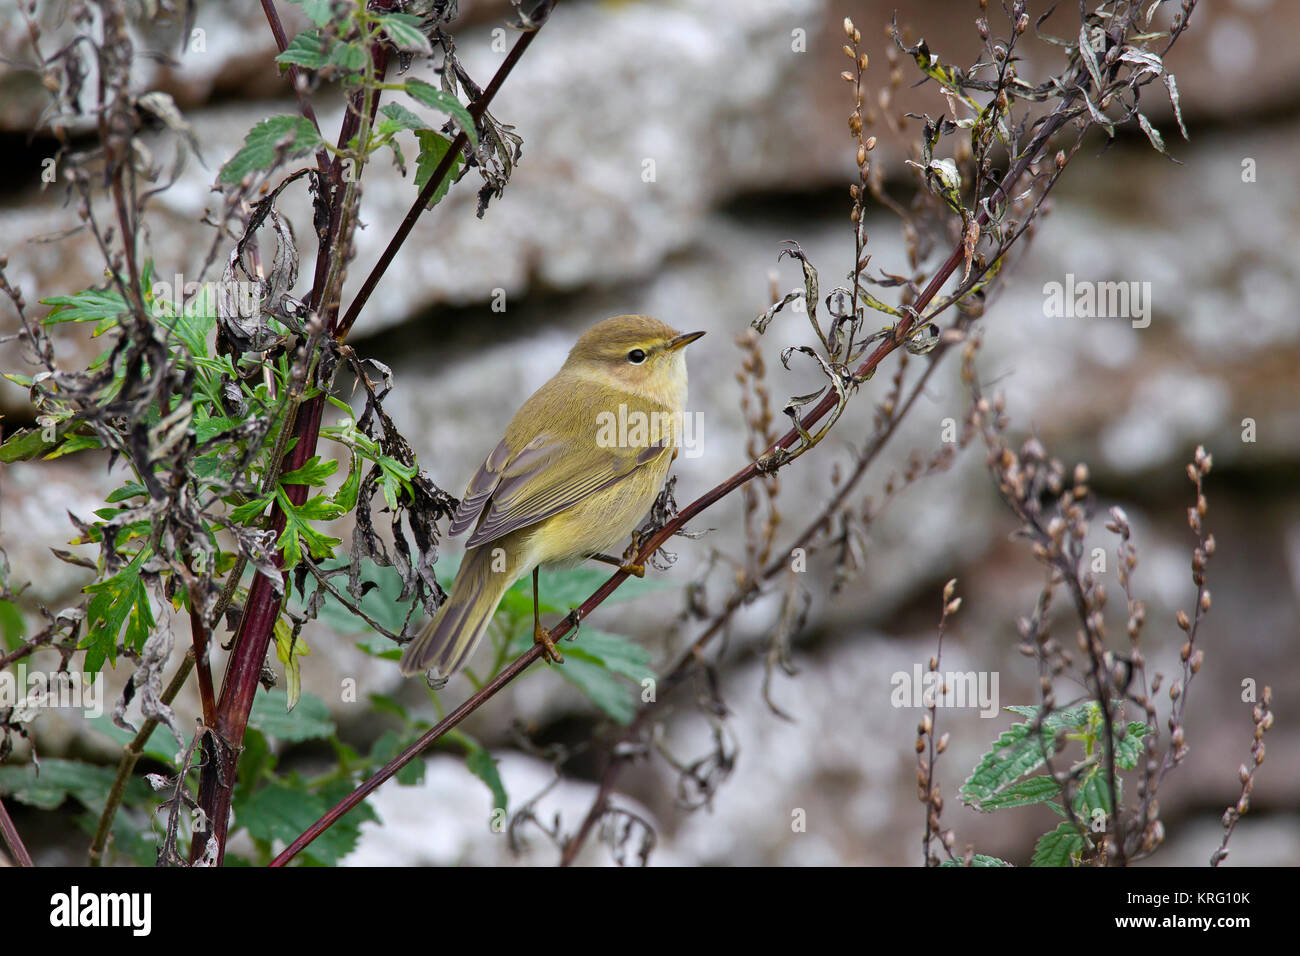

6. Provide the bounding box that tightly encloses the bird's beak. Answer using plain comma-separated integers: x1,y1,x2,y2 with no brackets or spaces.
666,330,706,352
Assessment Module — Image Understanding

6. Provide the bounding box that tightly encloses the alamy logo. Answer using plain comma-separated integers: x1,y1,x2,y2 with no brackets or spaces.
1043,273,1151,328
0,664,103,719
890,664,1000,718
49,886,151,936
595,404,704,459
149,274,260,317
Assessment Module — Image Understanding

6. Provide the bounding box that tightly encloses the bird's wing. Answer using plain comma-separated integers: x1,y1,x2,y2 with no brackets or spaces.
449,432,670,549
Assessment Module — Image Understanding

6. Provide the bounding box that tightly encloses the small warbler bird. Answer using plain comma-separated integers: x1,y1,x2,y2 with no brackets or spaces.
399,314,704,678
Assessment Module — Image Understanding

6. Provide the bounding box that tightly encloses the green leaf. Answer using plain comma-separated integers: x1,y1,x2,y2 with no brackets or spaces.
1114,721,1148,770
377,102,430,136
280,456,340,487
46,433,103,459
0,426,60,464
464,742,508,813
273,616,310,711
236,728,278,797
1072,763,1120,823
411,135,465,196
377,455,415,509
367,693,408,721
554,652,639,725
41,287,128,325
566,629,654,684
105,481,149,503
230,495,272,524
289,0,334,28
960,721,1056,808
80,548,149,673
369,730,426,787
219,115,323,185
1031,820,1087,867
939,854,1013,867
0,758,147,813
302,777,378,865
275,487,343,571
248,690,335,742
499,564,677,618
405,81,477,146
379,13,432,55
332,451,361,511
327,41,366,72
237,781,327,847
970,774,1061,812
0,599,26,650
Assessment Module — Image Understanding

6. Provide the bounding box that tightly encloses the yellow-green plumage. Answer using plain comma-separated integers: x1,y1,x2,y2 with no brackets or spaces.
399,314,703,678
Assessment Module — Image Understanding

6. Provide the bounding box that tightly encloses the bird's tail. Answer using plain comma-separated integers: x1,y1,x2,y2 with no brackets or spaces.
399,547,515,678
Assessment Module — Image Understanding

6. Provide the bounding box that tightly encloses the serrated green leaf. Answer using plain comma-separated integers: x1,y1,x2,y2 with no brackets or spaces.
0,758,148,814
280,456,340,487
1115,721,1148,770
277,30,328,69
1031,820,1087,867
379,13,432,55
939,854,1012,867
230,495,272,524
80,549,149,673
553,653,638,725
219,115,323,185
369,730,426,786
1072,763,1121,830
567,629,654,683
405,80,477,146
289,0,334,28
236,781,327,847
248,690,335,742
416,130,462,208
971,774,1061,812
960,721,1058,807
377,102,429,135
327,41,366,71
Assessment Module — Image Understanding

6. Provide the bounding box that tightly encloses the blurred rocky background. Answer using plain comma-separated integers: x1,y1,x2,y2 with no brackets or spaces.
1,0,1296,866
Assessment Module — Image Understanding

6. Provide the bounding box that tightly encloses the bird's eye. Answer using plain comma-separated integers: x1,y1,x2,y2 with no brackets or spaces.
627,348,647,364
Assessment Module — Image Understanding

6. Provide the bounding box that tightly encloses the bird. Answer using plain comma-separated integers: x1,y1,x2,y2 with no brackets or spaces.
399,314,704,678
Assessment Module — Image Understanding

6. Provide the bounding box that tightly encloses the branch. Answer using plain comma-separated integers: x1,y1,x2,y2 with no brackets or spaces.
333,24,542,342
0,796,34,867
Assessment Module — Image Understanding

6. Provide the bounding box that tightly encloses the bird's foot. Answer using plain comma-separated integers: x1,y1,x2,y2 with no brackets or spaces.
533,623,564,664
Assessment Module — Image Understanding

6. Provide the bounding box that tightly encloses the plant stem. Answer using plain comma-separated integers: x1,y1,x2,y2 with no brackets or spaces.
0,795,34,867
333,24,542,342
89,648,196,865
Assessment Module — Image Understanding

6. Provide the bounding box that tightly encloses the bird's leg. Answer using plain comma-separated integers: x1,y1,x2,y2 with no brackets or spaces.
586,552,645,578
532,567,563,664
